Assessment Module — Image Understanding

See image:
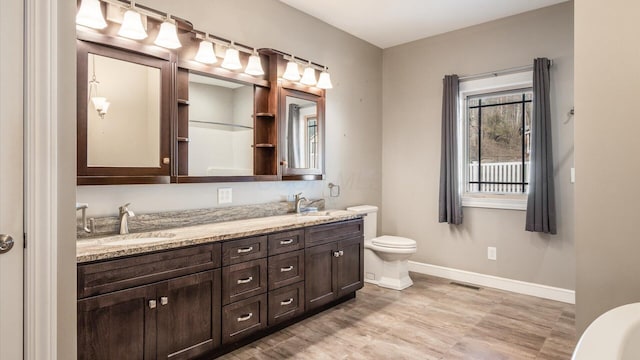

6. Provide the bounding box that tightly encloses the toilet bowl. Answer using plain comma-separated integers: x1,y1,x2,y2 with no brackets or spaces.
347,206,417,291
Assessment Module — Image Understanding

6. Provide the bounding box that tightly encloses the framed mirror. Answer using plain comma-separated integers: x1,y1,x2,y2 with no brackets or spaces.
77,40,172,184
280,88,324,180
185,73,254,176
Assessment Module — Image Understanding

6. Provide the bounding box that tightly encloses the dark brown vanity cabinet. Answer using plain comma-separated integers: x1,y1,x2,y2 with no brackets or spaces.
77,244,222,360
305,220,364,311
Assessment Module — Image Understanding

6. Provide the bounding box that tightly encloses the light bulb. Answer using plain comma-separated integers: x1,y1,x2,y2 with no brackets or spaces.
154,20,181,49
221,46,242,70
317,68,333,89
194,40,217,64
300,64,317,86
283,58,300,81
118,9,147,40
244,50,264,76
76,0,107,29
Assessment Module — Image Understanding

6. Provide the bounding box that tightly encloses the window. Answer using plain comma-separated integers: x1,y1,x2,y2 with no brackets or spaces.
459,71,533,210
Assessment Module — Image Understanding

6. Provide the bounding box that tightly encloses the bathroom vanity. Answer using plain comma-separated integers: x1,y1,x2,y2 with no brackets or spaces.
76,213,363,359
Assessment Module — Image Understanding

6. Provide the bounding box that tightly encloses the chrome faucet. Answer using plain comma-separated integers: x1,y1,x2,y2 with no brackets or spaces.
118,203,135,234
294,193,308,214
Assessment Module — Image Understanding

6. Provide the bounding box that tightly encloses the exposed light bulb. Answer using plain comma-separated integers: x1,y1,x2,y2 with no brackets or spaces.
91,97,110,119
300,63,317,86
194,38,217,64
76,0,107,29
283,57,300,81
221,44,242,70
244,50,264,76
317,67,333,89
118,9,147,40
154,19,181,49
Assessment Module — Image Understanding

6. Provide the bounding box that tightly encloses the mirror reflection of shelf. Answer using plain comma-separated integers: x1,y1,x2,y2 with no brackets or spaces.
255,112,275,118
189,120,254,130
177,99,189,105
255,143,275,148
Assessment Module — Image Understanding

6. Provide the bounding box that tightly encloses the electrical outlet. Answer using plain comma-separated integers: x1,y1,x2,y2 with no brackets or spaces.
487,247,497,261
218,188,232,204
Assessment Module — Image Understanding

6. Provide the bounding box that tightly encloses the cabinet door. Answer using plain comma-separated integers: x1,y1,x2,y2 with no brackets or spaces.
78,285,157,360
337,236,364,296
157,270,222,360
305,242,338,310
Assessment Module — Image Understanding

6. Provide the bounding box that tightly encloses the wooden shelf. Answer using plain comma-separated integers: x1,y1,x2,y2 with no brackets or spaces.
254,112,275,118
177,99,189,105
254,144,275,148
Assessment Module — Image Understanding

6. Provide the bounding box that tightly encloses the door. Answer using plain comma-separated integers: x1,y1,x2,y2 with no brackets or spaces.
305,242,338,310
157,270,221,360
337,237,364,296
0,0,24,358
77,285,157,360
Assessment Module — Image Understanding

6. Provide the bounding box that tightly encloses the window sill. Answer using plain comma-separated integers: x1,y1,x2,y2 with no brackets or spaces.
462,194,527,211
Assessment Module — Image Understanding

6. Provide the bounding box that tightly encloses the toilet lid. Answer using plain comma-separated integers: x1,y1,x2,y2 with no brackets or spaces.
372,236,416,249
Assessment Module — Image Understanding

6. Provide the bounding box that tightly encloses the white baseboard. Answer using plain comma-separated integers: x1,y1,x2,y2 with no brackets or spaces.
408,261,575,304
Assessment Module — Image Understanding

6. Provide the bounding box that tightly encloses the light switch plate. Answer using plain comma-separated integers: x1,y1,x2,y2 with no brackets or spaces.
488,247,497,261
218,187,232,204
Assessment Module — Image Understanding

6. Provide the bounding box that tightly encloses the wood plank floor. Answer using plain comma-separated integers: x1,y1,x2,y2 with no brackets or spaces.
218,273,576,359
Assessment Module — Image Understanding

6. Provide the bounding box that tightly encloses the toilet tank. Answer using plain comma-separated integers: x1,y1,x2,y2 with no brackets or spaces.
346,205,378,241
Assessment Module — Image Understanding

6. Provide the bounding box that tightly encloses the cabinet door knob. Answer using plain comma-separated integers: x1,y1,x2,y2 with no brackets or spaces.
280,265,294,272
237,276,253,284
279,238,294,245
237,246,254,254
148,300,157,309
160,296,168,306
280,298,294,306
333,251,340,258
339,250,344,257
237,312,253,322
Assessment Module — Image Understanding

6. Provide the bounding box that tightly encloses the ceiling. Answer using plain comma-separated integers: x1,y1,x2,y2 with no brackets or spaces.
279,0,568,49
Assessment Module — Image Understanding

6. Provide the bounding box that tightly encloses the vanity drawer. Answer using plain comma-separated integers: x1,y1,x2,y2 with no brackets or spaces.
268,282,305,326
267,229,304,256
305,218,363,247
77,243,221,299
222,294,267,344
268,250,304,290
222,235,267,266
222,258,267,305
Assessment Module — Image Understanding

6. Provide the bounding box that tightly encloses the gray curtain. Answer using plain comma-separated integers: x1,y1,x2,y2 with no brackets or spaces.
287,104,302,167
526,58,557,234
439,75,462,225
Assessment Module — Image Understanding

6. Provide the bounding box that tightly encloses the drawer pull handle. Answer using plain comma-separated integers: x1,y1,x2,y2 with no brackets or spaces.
280,265,294,272
237,276,253,284
237,313,253,322
148,300,157,309
280,298,294,306
279,238,294,245
237,246,254,254
160,296,168,306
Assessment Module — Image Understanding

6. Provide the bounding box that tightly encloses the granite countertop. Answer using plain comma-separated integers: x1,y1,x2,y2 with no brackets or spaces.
77,210,361,263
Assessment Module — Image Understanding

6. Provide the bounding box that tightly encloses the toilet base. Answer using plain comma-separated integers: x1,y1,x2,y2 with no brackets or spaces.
377,259,413,290
378,274,413,290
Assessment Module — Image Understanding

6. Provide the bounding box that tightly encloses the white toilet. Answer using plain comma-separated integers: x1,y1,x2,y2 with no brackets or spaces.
347,205,417,290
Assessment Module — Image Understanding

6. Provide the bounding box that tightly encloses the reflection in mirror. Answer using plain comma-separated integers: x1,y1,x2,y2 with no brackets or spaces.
87,54,161,167
188,74,254,176
286,96,318,169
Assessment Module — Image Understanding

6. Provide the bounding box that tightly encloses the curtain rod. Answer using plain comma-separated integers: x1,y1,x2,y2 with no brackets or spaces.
458,60,553,82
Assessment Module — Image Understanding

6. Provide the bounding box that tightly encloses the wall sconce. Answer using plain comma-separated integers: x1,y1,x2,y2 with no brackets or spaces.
154,17,182,49
283,56,301,81
317,67,333,89
117,3,147,40
194,34,217,64
244,49,264,76
76,0,107,29
88,55,110,119
300,61,317,86
221,42,242,70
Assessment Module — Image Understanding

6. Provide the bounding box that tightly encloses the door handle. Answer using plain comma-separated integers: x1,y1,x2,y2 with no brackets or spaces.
0,234,14,254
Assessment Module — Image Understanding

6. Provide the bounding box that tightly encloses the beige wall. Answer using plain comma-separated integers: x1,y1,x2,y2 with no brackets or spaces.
76,0,383,218
575,0,640,333
381,2,575,290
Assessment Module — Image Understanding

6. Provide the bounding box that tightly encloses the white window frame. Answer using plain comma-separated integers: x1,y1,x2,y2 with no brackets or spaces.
458,71,533,211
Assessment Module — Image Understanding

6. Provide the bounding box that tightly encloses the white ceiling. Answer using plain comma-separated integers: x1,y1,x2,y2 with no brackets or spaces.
279,0,568,49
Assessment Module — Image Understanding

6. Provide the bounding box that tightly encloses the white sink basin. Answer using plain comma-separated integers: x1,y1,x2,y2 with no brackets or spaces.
101,232,176,246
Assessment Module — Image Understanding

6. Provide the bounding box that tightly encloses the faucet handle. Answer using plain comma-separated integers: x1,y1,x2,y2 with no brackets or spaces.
119,203,131,211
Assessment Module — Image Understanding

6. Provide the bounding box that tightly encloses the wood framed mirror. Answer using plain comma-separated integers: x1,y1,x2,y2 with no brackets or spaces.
77,40,172,185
